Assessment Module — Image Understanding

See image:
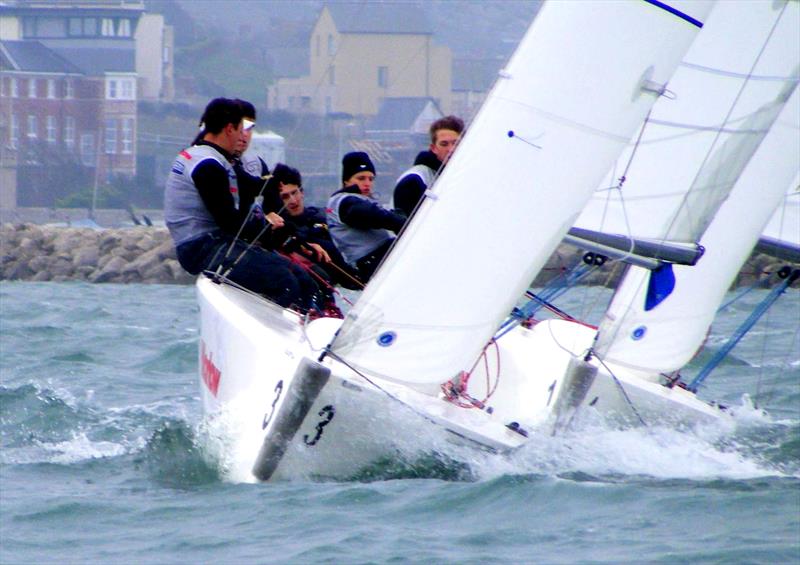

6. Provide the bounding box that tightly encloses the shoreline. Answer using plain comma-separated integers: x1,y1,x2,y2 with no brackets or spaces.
0,222,790,288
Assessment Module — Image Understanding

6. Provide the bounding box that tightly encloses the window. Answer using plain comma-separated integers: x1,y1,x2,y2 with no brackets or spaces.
80,133,95,166
329,66,335,86
162,46,170,64
22,18,35,37
121,118,133,154
325,96,332,114
46,116,57,143
0,78,5,98
288,96,295,110
117,19,131,37
64,116,75,148
65,79,74,99
300,96,311,109
105,119,117,154
27,115,37,139
37,17,65,37
83,17,97,36
10,115,19,149
106,78,135,100
327,34,334,55
101,18,115,37
378,66,388,88
47,79,56,99
121,79,134,99
69,17,82,36
28,79,37,98
10,78,18,98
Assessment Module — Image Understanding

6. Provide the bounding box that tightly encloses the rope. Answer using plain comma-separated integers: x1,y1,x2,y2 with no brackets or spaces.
441,339,501,410
592,352,648,427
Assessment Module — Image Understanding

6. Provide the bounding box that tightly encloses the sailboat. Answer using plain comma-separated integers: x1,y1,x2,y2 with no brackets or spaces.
195,0,776,481
518,0,800,429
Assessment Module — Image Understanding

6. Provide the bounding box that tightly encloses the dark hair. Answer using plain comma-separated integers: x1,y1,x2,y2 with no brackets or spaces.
198,97,244,135
429,115,464,143
267,163,302,193
234,98,256,120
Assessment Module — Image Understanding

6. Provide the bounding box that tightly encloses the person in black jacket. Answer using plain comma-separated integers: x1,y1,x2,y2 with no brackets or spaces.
164,97,319,312
327,152,406,283
276,166,363,290
393,115,464,219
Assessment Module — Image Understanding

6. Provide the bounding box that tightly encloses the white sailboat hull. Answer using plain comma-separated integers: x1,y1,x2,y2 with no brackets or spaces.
197,278,725,482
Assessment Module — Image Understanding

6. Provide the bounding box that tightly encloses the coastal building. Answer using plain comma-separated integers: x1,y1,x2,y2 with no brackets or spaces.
0,0,170,209
270,3,452,117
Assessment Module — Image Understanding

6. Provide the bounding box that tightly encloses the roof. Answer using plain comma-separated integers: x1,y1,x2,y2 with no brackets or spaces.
367,97,442,132
325,3,433,35
0,1,145,18
51,46,136,74
0,40,83,73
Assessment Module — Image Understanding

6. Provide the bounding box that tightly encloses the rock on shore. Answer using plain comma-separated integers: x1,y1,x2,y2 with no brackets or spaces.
0,222,789,287
0,223,193,284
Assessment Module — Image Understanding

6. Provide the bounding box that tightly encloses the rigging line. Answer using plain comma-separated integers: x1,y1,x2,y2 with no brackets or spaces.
593,352,648,427
718,280,759,312
541,326,647,428
760,320,800,410
321,347,493,437
662,1,790,241
220,175,273,261
220,203,288,279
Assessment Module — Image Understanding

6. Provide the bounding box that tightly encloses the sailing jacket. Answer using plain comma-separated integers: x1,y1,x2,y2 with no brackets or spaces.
392,150,442,218
326,186,405,267
164,141,252,247
283,205,362,289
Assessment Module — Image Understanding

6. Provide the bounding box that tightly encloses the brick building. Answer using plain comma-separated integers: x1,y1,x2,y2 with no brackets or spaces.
0,0,144,208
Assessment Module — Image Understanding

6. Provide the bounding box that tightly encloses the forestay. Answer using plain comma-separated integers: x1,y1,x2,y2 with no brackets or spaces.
589,0,800,375
329,0,714,389
595,82,799,378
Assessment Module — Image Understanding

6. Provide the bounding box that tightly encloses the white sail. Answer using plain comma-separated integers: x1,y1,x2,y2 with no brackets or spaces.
758,177,800,262
575,0,800,247
595,81,799,378
329,0,714,389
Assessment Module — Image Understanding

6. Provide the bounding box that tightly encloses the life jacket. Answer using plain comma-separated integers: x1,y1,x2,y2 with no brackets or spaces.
164,144,236,246
326,191,393,266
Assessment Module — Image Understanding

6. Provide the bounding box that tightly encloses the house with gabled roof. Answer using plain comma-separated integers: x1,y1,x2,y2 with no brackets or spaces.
270,2,452,117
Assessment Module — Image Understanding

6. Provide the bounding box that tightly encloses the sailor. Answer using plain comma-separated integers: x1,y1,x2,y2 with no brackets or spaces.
327,152,406,283
276,166,363,291
392,115,464,219
164,97,319,311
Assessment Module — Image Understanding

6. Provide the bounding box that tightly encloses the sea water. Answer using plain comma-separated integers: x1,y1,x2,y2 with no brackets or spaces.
1,281,798,564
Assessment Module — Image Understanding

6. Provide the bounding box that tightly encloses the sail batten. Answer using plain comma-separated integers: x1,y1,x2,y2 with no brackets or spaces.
329,0,715,388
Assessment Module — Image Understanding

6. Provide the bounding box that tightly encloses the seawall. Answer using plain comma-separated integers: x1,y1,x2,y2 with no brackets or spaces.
0,222,788,288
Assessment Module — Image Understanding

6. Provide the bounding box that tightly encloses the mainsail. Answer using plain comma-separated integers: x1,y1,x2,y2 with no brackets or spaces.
329,0,714,389
575,0,800,255
594,83,799,378
588,0,800,376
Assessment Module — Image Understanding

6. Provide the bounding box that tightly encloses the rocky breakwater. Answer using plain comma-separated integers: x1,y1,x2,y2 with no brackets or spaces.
0,223,193,284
